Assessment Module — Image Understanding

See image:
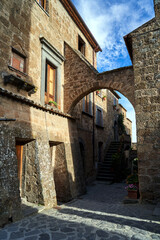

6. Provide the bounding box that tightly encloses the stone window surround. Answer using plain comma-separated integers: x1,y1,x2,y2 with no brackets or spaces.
40,37,65,107
96,105,104,128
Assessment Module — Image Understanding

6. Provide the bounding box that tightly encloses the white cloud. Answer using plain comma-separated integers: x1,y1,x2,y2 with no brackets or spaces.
72,0,154,71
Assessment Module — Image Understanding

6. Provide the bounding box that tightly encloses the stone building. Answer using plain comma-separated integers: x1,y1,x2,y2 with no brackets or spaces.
73,89,122,182
118,104,132,141
0,0,160,228
0,0,102,226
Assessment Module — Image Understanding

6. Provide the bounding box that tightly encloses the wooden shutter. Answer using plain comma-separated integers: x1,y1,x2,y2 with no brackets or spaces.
16,145,23,189
12,52,25,72
89,93,92,115
45,63,56,103
85,95,89,113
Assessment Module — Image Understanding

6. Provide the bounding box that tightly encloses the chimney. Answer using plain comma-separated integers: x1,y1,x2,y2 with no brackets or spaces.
154,0,160,18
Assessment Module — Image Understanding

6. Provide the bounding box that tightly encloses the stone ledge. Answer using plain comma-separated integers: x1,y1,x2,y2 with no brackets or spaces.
0,87,75,120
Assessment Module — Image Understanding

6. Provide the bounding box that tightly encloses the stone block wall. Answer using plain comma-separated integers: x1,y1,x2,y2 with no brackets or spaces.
132,14,160,201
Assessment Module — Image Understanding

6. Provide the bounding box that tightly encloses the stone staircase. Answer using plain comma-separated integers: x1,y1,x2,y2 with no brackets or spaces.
96,142,121,182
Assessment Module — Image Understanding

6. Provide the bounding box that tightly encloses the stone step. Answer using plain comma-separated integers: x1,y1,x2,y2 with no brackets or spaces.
96,176,114,181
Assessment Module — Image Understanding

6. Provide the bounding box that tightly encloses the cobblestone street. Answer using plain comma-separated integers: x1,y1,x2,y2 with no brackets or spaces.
0,182,160,240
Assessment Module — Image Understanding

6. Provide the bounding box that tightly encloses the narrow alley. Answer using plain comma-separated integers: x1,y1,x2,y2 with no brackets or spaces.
0,181,160,240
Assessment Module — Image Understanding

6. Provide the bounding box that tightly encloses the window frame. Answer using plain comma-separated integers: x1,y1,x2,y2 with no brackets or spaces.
82,93,93,116
10,47,27,75
35,0,49,15
78,35,85,56
40,37,65,108
37,0,47,10
96,106,103,128
45,61,57,104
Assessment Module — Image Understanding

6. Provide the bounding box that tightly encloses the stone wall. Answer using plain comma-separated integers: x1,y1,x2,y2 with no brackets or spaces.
72,89,119,182
131,11,160,201
0,93,86,226
64,43,134,113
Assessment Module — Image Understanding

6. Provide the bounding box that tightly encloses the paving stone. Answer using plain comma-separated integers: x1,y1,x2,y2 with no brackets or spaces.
151,234,160,240
51,232,67,239
25,236,38,240
25,229,41,236
96,230,109,238
108,235,122,240
9,231,24,239
39,233,50,240
60,227,75,233
0,182,160,240
0,230,8,239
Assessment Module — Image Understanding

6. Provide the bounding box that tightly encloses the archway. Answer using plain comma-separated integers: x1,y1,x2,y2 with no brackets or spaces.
64,43,134,114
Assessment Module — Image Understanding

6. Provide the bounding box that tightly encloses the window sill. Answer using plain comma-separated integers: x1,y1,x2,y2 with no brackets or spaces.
96,124,104,129
35,0,49,17
8,65,27,77
4,73,37,96
82,111,93,118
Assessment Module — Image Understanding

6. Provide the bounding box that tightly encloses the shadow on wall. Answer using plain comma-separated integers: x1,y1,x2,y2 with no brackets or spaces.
0,0,42,227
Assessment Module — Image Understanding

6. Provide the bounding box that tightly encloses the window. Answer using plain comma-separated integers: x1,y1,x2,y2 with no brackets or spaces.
78,35,85,55
114,97,117,106
96,106,103,127
11,49,26,73
82,93,92,115
45,62,57,104
40,37,65,107
37,0,46,10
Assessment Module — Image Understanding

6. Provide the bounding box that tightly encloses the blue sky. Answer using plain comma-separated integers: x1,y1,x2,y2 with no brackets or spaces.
71,0,155,142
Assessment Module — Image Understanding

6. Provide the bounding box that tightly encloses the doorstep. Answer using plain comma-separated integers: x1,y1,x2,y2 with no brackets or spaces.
123,196,139,204
21,198,45,218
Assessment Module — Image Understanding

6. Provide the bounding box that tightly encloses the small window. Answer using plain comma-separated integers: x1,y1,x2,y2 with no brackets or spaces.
45,62,57,104
96,107,103,127
78,36,85,55
114,97,117,106
11,49,26,73
82,93,92,115
37,0,47,10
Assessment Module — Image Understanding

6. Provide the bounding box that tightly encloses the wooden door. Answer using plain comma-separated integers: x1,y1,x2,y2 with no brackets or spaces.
16,145,23,189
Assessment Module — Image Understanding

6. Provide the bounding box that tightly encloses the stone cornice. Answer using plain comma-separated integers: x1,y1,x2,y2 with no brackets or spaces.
0,87,75,120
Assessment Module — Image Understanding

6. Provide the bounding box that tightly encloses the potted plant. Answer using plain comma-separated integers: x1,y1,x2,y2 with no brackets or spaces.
96,90,100,95
48,100,57,108
102,96,106,101
125,184,138,199
126,174,139,187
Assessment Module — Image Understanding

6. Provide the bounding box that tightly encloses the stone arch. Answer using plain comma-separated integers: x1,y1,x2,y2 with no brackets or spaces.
64,43,135,114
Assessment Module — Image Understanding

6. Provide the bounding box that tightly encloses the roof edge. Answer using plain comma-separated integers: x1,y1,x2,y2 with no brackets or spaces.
59,0,102,52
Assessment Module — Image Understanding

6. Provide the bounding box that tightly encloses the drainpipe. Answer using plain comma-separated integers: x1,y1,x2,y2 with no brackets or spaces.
93,92,95,167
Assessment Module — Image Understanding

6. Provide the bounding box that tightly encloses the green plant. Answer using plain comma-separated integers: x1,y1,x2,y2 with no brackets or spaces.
48,101,57,107
118,113,126,135
126,174,138,184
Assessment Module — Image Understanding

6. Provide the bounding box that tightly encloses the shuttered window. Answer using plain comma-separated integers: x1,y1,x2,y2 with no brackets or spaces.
45,62,57,104
82,93,93,115
11,51,26,73
96,106,103,127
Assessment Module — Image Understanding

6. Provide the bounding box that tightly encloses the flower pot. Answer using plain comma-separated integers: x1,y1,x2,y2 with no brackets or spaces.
128,190,138,199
